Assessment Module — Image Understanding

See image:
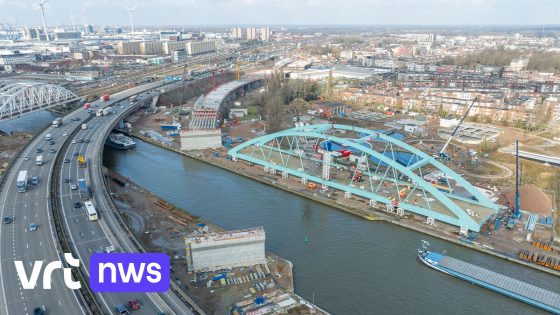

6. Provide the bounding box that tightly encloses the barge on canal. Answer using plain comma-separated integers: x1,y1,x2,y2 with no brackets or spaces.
418,241,560,314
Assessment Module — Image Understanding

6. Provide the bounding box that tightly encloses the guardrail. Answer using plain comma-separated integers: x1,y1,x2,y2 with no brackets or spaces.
50,114,103,314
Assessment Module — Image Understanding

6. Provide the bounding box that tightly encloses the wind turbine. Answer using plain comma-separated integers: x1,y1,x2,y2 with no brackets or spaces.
70,10,76,31
80,8,88,32
122,3,137,35
38,0,50,41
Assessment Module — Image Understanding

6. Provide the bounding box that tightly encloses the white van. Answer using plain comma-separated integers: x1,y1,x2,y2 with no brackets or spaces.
45,134,52,141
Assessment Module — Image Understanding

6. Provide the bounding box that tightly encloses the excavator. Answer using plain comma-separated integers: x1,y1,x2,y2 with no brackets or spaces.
436,96,479,161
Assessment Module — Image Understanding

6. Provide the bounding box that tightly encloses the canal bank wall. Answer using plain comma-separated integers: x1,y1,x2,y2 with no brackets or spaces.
129,132,560,278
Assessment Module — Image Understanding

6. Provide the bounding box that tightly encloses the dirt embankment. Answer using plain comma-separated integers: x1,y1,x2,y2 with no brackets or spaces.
0,132,32,177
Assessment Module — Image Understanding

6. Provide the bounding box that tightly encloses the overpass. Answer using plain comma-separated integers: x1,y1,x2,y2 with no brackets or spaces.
229,124,501,233
0,81,79,122
0,78,203,314
188,78,262,129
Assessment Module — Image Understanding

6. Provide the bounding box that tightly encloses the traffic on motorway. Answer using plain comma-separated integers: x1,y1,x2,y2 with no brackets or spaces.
1,79,197,315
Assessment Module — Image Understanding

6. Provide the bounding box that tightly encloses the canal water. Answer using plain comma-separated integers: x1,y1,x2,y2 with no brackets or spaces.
0,110,60,134
105,139,557,315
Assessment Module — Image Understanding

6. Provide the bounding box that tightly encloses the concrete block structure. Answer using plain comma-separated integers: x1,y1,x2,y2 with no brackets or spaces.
180,129,222,151
185,227,266,272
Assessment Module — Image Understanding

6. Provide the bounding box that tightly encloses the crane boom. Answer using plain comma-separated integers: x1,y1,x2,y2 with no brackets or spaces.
439,97,478,156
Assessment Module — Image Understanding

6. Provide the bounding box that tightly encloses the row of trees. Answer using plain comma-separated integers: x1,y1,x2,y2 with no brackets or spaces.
443,47,560,73
260,71,321,133
446,47,522,67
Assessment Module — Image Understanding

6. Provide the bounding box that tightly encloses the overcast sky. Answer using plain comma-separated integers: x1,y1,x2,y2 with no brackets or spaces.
1,0,558,27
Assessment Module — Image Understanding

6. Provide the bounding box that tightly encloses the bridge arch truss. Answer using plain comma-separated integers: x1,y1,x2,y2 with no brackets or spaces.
229,124,500,232
0,81,79,121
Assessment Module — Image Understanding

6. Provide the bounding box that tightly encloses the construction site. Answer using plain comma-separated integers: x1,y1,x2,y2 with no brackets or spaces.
106,169,325,315
115,69,559,290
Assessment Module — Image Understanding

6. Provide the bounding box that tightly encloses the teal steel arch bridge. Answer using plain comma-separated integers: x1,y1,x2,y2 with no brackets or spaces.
228,124,501,232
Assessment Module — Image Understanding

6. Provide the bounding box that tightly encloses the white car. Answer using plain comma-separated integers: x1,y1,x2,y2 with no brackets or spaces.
24,156,30,161
63,132,68,136
71,139,77,144
71,185,77,190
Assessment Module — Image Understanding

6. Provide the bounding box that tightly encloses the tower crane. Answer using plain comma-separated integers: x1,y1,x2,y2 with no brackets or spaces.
436,96,478,161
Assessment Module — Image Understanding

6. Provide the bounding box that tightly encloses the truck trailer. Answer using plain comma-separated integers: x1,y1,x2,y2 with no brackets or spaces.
78,179,91,200
102,107,112,116
16,170,28,192
52,117,62,128
100,94,110,102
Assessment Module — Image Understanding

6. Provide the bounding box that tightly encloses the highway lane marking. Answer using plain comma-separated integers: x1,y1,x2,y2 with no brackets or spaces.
0,144,29,315
73,236,110,246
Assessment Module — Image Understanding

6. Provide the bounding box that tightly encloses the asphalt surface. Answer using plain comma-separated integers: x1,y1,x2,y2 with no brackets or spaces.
57,90,193,314
0,109,86,314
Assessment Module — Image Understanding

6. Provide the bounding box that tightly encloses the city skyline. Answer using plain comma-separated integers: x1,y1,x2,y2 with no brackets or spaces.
1,0,559,27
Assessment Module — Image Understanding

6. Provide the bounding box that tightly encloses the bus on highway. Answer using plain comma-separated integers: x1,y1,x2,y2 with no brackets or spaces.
83,201,98,221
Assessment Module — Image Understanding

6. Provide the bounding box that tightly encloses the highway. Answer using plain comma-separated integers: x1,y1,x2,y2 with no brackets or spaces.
0,80,190,315
56,89,193,314
0,108,86,314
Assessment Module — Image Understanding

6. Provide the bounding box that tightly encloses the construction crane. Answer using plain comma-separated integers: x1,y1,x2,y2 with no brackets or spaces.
436,96,479,161
236,60,241,80
349,164,364,182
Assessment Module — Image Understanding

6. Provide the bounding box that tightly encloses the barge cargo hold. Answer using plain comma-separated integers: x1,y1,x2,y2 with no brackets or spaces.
418,242,560,314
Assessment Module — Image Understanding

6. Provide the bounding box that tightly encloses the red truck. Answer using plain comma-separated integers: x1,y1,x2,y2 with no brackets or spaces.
83,103,91,109
100,94,110,102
